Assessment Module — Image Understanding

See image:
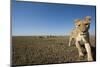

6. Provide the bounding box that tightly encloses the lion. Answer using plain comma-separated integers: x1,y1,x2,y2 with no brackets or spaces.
68,16,93,61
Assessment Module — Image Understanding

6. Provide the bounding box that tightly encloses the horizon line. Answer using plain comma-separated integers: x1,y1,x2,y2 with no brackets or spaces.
12,34,96,36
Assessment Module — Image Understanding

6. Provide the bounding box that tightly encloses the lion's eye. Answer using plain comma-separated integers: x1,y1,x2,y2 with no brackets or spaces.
85,24,88,25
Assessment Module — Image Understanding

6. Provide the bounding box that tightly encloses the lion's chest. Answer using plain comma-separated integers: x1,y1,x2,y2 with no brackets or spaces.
76,33,87,43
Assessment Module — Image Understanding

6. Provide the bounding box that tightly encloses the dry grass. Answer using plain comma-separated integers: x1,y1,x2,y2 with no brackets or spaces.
12,36,96,66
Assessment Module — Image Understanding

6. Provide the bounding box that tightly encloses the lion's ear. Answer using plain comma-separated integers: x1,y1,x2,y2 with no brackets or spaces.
84,16,91,24
74,19,81,27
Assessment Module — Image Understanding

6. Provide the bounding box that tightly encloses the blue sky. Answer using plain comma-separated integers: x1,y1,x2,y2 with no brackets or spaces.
12,0,96,36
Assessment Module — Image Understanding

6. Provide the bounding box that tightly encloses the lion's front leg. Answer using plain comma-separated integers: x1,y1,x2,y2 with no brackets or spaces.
68,36,72,47
75,40,84,57
84,42,93,61
82,35,93,61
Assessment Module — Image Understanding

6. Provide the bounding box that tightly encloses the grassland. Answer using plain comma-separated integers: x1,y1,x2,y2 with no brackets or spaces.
12,36,96,66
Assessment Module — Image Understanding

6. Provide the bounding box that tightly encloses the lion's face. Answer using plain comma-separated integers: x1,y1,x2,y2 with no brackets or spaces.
74,16,91,34
77,22,90,34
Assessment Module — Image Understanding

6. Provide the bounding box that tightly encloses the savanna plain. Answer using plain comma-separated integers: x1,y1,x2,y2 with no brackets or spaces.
12,35,96,66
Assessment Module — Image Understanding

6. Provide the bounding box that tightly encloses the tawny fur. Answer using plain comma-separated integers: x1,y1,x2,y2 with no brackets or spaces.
69,16,93,61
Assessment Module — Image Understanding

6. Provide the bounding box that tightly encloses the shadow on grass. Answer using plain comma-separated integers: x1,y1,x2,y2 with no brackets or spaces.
91,46,96,61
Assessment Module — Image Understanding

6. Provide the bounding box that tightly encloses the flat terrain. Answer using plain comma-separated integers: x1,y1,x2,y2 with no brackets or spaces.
12,36,96,66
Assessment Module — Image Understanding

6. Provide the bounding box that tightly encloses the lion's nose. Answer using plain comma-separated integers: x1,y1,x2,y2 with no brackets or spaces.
82,30,86,33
